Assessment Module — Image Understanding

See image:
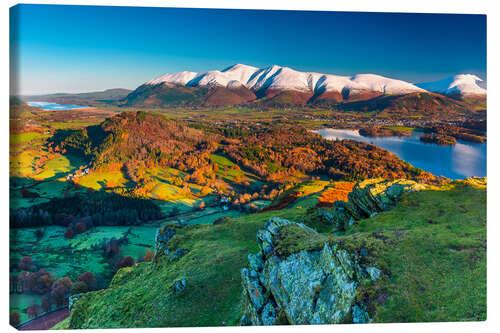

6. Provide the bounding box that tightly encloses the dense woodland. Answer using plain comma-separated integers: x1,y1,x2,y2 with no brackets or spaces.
56,111,436,184
10,191,164,228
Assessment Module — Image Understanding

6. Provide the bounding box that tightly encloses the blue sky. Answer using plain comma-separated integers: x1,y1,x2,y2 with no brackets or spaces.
10,4,486,94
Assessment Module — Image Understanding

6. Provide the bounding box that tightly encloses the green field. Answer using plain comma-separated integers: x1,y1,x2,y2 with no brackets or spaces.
10,132,51,146
77,170,130,190
10,225,158,322
10,293,44,323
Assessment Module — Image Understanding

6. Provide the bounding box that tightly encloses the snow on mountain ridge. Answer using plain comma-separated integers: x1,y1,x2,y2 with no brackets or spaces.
144,64,461,96
146,71,199,86
416,74,486,96
221,64,260,84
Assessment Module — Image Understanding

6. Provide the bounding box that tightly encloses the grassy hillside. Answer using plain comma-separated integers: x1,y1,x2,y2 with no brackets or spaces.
67,178,486,328
120,83,480,116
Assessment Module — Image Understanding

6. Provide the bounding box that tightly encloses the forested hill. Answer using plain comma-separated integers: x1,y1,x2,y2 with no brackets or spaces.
54,111,436,185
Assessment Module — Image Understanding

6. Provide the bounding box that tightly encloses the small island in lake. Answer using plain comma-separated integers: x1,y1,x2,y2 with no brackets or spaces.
420,133,457,145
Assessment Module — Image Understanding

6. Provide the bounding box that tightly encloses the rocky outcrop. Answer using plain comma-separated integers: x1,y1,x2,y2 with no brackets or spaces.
153,224,189,264
318,179,424,230
240,217,380,326
155,225,176,255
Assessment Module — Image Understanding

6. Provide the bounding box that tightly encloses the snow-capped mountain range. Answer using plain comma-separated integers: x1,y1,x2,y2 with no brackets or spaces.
144,64,486,98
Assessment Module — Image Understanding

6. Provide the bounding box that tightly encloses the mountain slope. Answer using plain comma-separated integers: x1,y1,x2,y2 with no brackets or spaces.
123,83,256,107
416,75,486,99
66,178,486,328
335,92,472,115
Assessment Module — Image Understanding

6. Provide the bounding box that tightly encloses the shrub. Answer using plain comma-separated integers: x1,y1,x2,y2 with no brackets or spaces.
21,270,55,294
143,249,154,262
34,229,44,241
21,187,39,198
64,227,74,239
18,256,34,271
41,294,51,312
50,277,73,306
27,303,42,318
119,256,135,269
105,239,120,258
74,222,87,234
10,311,21,327
71,281,89,295
77,272,96,291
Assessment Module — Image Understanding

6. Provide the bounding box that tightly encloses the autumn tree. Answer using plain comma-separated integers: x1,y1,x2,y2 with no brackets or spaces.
74,222,87,234
71,281,88,295
64,227,74,239
27,303,41,318
41,294,51,313
143,249,154,262
50,277,73,307
21,270,55,294
77,272,96,291
105,239,120,258
119,256,135,269
19,256,34,271
10,311,21,326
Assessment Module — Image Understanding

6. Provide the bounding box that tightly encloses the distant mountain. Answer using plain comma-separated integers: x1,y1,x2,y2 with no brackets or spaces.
416,74,486,99
122,64,486,110
23,88,132,105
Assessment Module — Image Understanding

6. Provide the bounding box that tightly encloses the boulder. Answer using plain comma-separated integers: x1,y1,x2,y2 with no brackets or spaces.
169,248,188,261
240,218,378,326
155,225,176,254
68,294,82,311
174,279,186,292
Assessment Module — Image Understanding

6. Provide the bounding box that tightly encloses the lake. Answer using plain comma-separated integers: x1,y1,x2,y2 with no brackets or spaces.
27,101,93,110
315,128,486,179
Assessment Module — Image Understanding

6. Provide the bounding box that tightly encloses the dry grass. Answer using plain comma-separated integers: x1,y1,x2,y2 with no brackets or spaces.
316,181,355,207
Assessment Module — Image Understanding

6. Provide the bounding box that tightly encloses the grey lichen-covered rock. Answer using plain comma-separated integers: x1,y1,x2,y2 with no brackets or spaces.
240,218,379,326
154,225,176,254
260,300,278,325
153,224,191,265
248,253,264,272
68,294,82,311
319,179,423,230
352,304,371,324
366,267,381,281
169,248,188,261
241,268,266,311
174,279,186,292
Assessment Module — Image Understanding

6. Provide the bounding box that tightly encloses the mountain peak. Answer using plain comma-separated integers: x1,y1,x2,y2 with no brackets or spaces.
416,74,486,97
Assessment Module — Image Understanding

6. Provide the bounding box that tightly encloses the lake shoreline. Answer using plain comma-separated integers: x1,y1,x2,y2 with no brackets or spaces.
27,101,95,111
314,128,486,179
